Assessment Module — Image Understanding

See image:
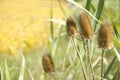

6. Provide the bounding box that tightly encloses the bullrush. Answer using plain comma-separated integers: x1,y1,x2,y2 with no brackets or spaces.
42,54,54,73
78,12,93,39
66,16,77,36
98,22,112,49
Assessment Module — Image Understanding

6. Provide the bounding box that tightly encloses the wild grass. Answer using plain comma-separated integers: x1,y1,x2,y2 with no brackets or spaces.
0,0,120,80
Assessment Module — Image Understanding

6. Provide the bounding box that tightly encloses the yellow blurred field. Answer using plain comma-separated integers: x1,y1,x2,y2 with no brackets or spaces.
0,0,69,54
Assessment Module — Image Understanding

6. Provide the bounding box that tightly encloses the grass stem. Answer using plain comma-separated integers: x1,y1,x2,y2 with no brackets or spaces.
72,37,88,80
112,45,120,62
49,73,53,80
85,0,91,11
50,0,54,41
63,38,72,70
28,69,35,80
86,40,96,80
57,0,67,17
101,49,105,80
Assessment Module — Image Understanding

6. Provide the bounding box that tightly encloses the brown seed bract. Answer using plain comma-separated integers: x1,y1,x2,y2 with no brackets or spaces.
98,22,112,49
66,16,77,36
78,12,93,39
42,54,54,73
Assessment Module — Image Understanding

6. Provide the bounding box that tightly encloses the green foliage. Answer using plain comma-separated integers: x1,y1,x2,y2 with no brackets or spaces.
50,1,54,41
104,56,116,78
18,55,25,80
85,0,92,11
94,0,105,31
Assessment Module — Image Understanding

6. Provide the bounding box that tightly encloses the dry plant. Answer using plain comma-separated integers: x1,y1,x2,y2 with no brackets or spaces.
98,22,112,80
78,12,95,80
66,16,77,37
42,53,54,80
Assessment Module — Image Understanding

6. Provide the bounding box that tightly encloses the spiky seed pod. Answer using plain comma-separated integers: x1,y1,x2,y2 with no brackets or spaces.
98,22,112,49
66,16,77,36
42,54,54,73
78,12,93,39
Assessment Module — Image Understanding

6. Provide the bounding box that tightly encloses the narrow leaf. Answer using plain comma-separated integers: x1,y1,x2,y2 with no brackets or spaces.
112,45,120,62
94,0,105,31
0,67,4,80
111,20,120,41
85,0,92,11
18,55,25,80
58,0,67,17
4,58,11,80
103,56,116,78
50,1,54,41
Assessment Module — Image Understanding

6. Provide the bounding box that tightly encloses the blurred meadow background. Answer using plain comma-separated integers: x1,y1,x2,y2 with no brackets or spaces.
0,0,120,80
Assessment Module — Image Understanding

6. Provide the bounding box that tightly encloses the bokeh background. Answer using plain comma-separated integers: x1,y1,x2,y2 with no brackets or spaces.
0,0,69,54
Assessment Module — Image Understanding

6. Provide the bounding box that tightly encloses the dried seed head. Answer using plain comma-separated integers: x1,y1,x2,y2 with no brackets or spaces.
66,16,77,36
78,12,93,39
98,22,112,49
42,53,54,73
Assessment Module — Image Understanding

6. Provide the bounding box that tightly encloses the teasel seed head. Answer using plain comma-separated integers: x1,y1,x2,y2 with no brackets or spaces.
98,22,112,49
78,12,93,39
66,16,77,36
42,53,54,73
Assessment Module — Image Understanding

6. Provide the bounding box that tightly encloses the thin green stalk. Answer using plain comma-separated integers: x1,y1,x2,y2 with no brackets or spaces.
18,55,25,80
57,0,67,17
0,67,3,80
112,45,120,62
85,0,92,11
112,60,120,80
52,24,62,58
79,33,86,54
101,49,105,80
103,56,116,79
4,58,11,80
62,65,73,80
63,38,72,70
112,20,120,41
79,33,89,79
72,37,88,80
94,0,105,32
50,0,54,41
86,40,95,80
